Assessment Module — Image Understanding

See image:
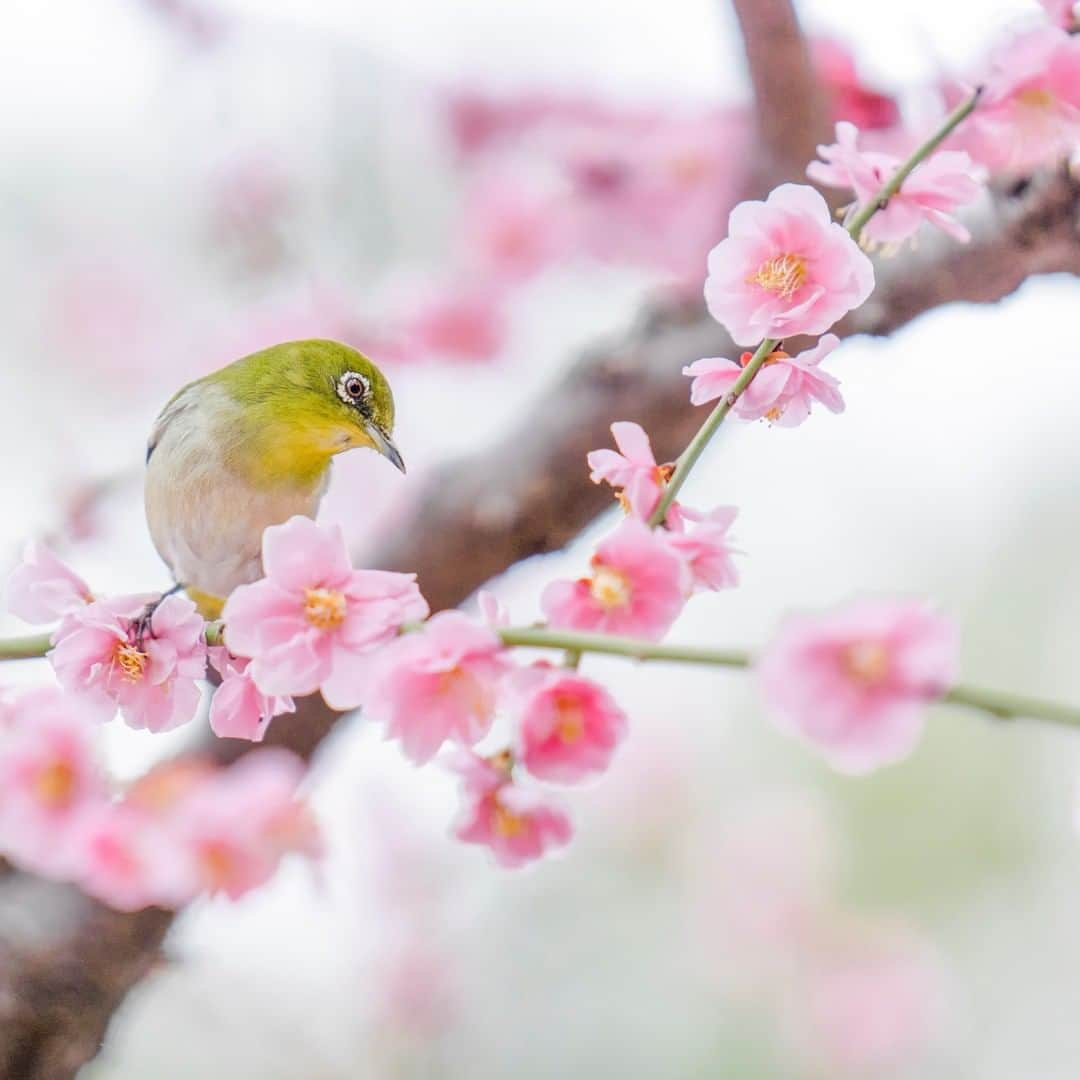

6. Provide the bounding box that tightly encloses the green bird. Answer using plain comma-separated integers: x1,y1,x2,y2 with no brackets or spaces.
144,339,404,619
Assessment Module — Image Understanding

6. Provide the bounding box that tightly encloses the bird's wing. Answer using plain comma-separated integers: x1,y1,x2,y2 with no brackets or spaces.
146,384,199,464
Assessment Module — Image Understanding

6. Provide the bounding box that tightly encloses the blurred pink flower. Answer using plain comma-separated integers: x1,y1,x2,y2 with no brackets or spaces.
812,37,901,131
1039,0,1078,29
666,505,741,592
542,519,688,641
684,335,845,428
455,780,573,868
516,669,628,783
50,594,207,733
964,27,1080,171
6,541,93,624
400,283,507,364
363,612,508,764
808,123,982,245
476,589,510,628
788,925,948,1077
207,648,295,743
587,421,673,521
705,184,874,346
169,750,318,901
757,598,959,773
223,516,428,708
0,687,106,877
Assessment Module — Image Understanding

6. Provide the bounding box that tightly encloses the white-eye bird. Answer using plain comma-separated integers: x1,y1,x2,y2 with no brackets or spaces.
144,338,404,618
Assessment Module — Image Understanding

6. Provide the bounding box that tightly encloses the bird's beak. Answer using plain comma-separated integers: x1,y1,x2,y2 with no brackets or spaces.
366,423,406,474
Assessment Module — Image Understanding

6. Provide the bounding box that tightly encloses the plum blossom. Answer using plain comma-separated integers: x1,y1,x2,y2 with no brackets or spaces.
542,518,688,641
0,687,106,877
451,752,573,868
222,515,428,708
757,598,959,773
1039,0,1078,29
684,336,845,428
587,421,673,520
704,184,874,346
362,612,508,764
49,593,207,732
665,505,741,592
6,542,93,624
808,123,982,246
516,669,628,783
964,27,1080,171
812,37,900,131
207,647,295,742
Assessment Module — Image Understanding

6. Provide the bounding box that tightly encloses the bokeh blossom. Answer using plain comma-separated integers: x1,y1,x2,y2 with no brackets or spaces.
6,542,93,624
685,335,845,428
704,184,874,346
207,648,295,742
49,593,207,732
808,122,982,246
516,668,628,783
542,519,688,640
757,598,959,772
363,612,508,764
223,515,428,708
665,505,741,592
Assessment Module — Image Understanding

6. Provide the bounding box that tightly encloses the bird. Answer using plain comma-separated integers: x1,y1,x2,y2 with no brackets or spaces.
144,338,404,619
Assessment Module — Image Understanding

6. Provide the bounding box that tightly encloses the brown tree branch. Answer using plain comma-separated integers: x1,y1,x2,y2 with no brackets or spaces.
1,150,1078,1080
730,0,831,188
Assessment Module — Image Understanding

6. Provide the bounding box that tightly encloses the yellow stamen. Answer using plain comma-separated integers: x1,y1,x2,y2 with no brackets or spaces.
493,799,528,839
1016,87,1054,109
841,641,891,686
303,587,347,630
764,406,784,423
748,253,808,299
554,694,586,743
34,760,76,807
199,841,237,890
589,565,631,610
438,667,493,720
115,642,148,683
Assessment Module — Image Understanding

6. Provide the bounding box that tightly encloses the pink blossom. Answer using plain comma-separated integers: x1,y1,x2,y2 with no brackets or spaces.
516,669,628,783
964,27,1080,171
401,282,507,364
207,648,295,743
362,612,508,764
808,123,982,245
169,749,318,900
812,37,901,131
757,598,959,773
587,422,673,521
49,594,207,732
6,542,93,624
454,779,573,868
541,519,688,641
704,184,874,346
1039,0,1078,29
476,589,510,628
0,687,106,877
666,506,741,592
222,516,428,708
684,336,845,428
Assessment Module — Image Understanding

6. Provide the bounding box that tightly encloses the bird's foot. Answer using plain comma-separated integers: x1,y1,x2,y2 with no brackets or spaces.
132,583,186,649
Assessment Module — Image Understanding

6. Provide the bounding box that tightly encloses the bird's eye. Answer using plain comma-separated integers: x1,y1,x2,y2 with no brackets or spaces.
336,371,370,405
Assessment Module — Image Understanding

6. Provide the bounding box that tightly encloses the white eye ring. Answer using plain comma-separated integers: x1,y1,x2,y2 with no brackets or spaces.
336,371,370,404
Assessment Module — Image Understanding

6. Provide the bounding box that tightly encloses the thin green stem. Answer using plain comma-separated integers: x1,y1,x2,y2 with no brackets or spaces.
845,88,983,240
943,684,1080,729
650,337,777,525
0,632,54,660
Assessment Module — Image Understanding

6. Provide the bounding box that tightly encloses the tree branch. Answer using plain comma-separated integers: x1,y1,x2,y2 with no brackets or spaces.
0,167,1076,1077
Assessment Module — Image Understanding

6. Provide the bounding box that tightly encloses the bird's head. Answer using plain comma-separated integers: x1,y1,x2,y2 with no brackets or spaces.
212,339,404,483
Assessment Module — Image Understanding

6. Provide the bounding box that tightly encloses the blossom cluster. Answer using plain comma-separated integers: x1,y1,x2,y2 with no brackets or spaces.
2,6,1078,905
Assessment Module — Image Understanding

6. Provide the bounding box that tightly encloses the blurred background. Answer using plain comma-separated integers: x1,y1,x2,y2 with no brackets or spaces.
3,0,1080,1076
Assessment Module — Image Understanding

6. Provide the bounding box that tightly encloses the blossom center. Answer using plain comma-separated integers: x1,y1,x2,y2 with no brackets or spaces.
34,760,76,807
748,253,808,299
304,587,347,630
553,694,585,743
438,666,492,719
589,565,631,610
199,840,239,889
115,642,149,683
841,640,891,686
1016,87,1054,109
493,798,528,839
